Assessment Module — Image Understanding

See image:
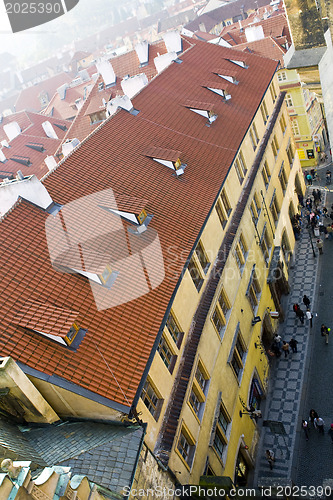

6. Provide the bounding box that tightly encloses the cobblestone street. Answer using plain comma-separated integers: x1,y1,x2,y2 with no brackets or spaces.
252,162,333,493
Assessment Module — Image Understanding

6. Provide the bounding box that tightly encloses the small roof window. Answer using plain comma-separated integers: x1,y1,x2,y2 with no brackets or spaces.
143,146,187,176
10,155,32,167
25,143,45,153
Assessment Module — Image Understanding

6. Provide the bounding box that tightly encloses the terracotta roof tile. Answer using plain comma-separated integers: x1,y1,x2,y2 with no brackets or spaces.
0,39,278,409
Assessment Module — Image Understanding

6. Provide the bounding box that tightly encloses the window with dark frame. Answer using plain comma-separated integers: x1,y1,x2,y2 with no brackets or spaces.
216,200,227,228
260,225,271,264
188,257,203,291
247,269,261,312
270,191,280,225
195,241,210,273
177,427,196,466
166,311,183,346
157,335,174,370
229,327,246,380
141,379,163,420
260,100,269,124
262,160,271,189
279,162,288,192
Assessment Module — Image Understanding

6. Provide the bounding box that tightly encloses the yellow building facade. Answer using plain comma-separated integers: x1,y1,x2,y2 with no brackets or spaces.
277,68,327,168
136,77,306,486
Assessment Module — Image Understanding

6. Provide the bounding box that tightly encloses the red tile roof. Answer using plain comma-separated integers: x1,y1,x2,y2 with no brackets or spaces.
233,36,286,65
0,39,278,409
219,13,291,47
0,112,71,178
15,73,73,113
43,82,94,121
61,38,193,143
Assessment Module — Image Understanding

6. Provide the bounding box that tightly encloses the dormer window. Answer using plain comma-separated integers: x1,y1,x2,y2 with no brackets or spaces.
206,87,231,100
188,106,218,126
13,300,87,350
217,73,238,84
144,146,187,176
227,59,248,68
99,194,153,234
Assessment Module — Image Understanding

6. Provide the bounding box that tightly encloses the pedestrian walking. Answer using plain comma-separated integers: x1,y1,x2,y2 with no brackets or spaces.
282,341,290,358
293,303,300,314
321,324,330,344
328,424,333,443
306,173,313,185
314,417,325,434
265,449,275,470
303,295,311,308
306,309,313,328
309,409,319,427
302,420,309,441
316,238,324,254
274,333,282,349
289,338,298,353
296,308,305,324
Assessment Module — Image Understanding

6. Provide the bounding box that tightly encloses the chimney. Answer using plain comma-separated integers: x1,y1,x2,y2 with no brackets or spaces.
240,5,245,19
0,149,6,162
135,41,149,65
44,155,57,171
57,83,69,100
3,121,21,141
163,30,182,53
121,73,148,99
245,25,264,42
106,95,134,116
1,139,10,148
62,138,80,157
96,59,116,87
42,121,59,139
154,52,177,73
16,170,24,180
0,174,54,216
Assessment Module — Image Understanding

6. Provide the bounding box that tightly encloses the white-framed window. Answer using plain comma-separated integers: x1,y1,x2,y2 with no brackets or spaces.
291,119,300,136
285,93,293,107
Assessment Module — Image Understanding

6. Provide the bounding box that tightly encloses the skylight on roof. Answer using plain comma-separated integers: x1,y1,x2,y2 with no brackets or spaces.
54,123,67,131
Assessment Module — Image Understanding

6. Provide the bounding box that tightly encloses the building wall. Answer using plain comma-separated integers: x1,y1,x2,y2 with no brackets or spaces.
137,77,306,485
277,68,325,167
28,375,125,421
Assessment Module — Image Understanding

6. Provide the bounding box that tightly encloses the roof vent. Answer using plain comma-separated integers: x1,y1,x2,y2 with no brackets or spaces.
10,155,32,167
186,102,218,125
25,143,45,153
4,121,21,141
16,170,24,180
162,30,183,54
216,73,239,84
135,41,149,66
54,123,67,132
1,140,10,148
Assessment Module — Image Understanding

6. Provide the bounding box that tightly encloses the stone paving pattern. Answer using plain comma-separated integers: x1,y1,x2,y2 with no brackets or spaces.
252,164,333,490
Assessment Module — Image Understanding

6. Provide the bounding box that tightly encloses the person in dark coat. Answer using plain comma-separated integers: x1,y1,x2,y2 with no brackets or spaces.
303,295,311,308
289,338,298,353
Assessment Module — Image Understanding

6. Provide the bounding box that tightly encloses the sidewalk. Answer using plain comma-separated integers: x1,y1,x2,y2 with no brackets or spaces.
252,187,323,487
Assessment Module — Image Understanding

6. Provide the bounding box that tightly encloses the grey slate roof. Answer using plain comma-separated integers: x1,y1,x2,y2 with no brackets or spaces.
0,418,145,495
